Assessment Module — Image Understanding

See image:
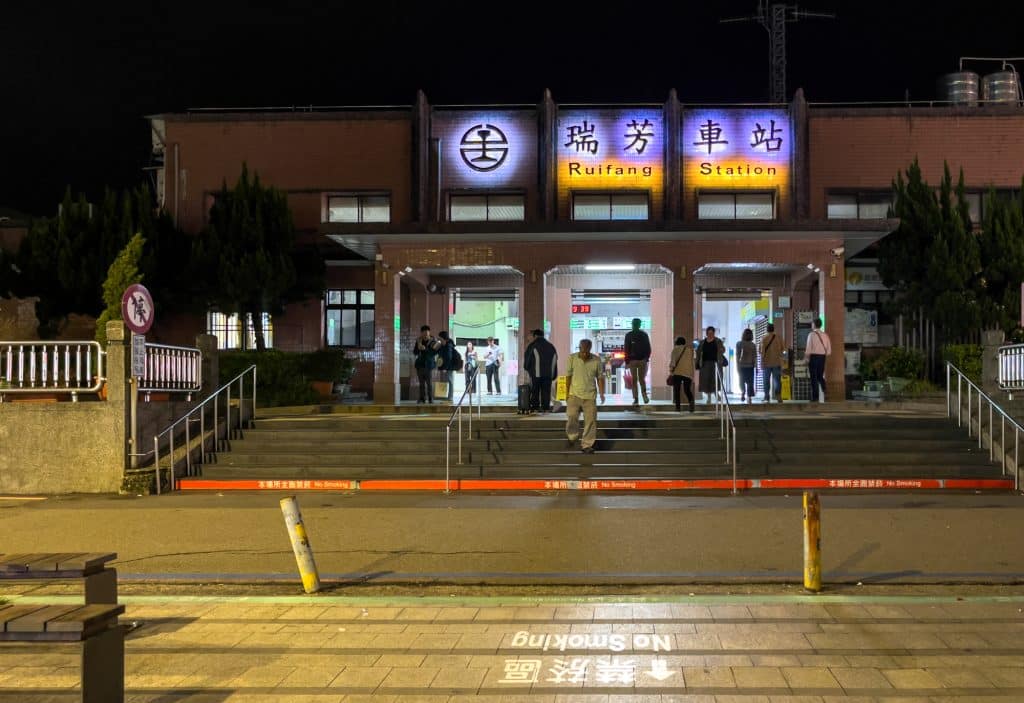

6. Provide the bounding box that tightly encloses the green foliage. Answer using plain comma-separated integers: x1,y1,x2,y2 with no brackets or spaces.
10,185,190,338
219,349,356,407
942,344,983,383
860,346,926,381
95,233,145,345
900,379,941,395
191,164,324,351
878,161,982,340
977,181,1024,333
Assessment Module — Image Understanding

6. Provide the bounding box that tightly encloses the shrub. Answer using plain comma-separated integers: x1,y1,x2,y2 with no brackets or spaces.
219,349,356,407
860,346,926,381
942,344,982,384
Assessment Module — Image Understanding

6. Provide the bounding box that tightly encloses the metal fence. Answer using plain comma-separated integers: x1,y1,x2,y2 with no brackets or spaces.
141,343,202,394
0,342,105,401
998,343,1024,392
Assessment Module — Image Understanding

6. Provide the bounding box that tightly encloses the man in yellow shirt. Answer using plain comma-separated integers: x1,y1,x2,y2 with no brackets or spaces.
565,339,606,454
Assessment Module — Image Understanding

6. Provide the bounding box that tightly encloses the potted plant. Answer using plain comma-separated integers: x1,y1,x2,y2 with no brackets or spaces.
304,350,355,401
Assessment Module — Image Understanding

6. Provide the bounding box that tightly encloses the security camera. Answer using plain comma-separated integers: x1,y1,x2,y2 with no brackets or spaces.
830,246,845,257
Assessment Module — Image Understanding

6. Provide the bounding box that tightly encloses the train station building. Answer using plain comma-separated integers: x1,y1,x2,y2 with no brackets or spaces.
148,88,1024,403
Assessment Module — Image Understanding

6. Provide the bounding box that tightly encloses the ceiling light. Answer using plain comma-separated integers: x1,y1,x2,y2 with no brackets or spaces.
585,264,635,272
806,263,815,270
813,267,820,273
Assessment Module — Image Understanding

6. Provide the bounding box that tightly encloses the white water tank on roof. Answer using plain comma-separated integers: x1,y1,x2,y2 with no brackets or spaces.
981,71,1022,104
938,71,979,105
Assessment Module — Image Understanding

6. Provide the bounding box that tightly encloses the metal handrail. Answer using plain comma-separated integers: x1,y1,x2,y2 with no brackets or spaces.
443,367,480,494
997,343,1024,392
947,361,1020,490
151,365,257,494
714,363,739,494
141,342,202,394
0,341,105,401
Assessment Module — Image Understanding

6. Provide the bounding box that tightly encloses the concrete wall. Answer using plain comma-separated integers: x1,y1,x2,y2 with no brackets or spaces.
0,321,129,494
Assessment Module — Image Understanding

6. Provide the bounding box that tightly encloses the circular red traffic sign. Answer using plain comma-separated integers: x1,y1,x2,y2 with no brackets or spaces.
121,283,155,334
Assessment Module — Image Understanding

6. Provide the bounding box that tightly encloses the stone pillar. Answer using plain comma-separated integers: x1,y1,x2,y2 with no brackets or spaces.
673,267,696,346
195,334,218,398
106,321,131,473
650,281,672,400
521,271,546,339
548,285,571,366
982,329,1006,394
373,267,401,404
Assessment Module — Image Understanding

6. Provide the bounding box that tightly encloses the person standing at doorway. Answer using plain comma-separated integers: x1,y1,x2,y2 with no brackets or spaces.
806,317,832,403
669,336,695,412
736,328,757,404
485,337,503,395
696,326,726,404
565,338,605,454
624,317,652,407
524,329,558,413
464,341,479,395
413,325,439,404
437,331,456,401
759,323,785,402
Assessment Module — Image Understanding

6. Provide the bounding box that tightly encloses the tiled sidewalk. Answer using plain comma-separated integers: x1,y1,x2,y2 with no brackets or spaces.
1,595,1024,701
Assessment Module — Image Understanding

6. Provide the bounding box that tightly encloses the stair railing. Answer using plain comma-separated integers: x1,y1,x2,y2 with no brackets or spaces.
151,365,257,494
444,366,478,494
714,363,739,494
947,361,1020,489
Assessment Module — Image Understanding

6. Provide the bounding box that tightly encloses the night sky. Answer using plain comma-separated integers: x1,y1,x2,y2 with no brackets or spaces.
3,1,1022,216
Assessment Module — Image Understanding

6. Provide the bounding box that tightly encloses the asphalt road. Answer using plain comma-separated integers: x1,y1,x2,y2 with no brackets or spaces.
0,491,1021,584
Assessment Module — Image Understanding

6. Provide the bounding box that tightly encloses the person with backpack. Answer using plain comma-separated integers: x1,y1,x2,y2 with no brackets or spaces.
759,323,786,403
524,329,558,413
624,317,652,407
436,331,462,401
736,328,757,404
413,325,440,404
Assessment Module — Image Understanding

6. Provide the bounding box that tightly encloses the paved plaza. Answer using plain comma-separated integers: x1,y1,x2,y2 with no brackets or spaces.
2,591,1024,701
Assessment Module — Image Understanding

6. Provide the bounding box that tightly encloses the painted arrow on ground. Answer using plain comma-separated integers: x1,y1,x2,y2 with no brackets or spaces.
645,659,676,681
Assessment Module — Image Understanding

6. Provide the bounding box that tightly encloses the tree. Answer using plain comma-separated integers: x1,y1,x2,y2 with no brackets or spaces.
95,233,145,345
9,185,190,338
878,160,982,340
191,164,323,351
977,180,1024,335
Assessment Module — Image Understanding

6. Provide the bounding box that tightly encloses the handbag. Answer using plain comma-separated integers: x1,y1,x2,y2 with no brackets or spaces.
432,381,449,398
665,375,676,386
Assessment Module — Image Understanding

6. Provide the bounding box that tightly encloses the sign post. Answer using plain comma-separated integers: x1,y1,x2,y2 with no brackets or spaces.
121,284,155,474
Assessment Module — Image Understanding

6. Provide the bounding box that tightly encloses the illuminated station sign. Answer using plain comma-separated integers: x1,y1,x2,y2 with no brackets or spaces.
682,108,791,190
557,109,664,190
433,111,537,189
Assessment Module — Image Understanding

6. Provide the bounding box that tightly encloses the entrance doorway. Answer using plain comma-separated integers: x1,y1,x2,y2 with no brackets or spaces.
448,288,520,401
569,289,651,402
701,291,773,400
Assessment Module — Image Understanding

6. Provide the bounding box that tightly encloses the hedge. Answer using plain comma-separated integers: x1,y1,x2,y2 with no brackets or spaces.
218,349,355,407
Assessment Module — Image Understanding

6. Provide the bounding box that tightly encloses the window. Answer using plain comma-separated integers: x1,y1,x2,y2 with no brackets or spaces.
326,289,374,348
826,192,892,219
964,189,1020,224
449,193,525,222
698,192,774,220
325,193,390,223
206,312,273,350
572,192,649,221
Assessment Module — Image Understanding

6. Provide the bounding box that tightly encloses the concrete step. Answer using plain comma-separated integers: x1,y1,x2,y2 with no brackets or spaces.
230,438,728,453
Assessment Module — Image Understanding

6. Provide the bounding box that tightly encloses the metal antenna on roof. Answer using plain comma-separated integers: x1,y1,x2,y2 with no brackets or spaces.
720,2,835,103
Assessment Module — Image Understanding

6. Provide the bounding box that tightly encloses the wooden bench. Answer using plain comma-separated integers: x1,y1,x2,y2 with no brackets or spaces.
0,602,125,702
0,553,117,604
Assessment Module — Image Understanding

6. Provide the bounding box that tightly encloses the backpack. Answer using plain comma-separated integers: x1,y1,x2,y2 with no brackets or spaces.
435,341,464,371
450,346,464,372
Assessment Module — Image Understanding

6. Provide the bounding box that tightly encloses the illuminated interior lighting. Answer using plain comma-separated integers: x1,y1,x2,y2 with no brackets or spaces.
584,264,636,271
806,263,815,269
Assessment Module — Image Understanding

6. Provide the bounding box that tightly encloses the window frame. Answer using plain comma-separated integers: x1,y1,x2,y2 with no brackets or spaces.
825,190,893,220
325,288,375,349
206,311,274,350
696,190,776,220
447,190,526,222
324,192,392,224
570,191,650,222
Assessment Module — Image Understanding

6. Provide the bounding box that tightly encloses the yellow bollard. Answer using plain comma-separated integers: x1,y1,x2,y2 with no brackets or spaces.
280,496,322,594
803,491,822,592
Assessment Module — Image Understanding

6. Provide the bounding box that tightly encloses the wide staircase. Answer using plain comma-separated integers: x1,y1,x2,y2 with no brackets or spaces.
180,408,1014,489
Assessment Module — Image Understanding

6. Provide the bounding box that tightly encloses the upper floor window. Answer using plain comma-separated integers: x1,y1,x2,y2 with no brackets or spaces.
326,193,390,223
449,193,525,222
326,289,374,349
698,192,774,220
965,189,1020,224
572,192,649,221
826,192,891,219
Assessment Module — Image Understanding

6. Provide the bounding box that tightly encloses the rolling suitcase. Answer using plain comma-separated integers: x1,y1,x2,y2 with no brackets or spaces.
517,383,532,414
